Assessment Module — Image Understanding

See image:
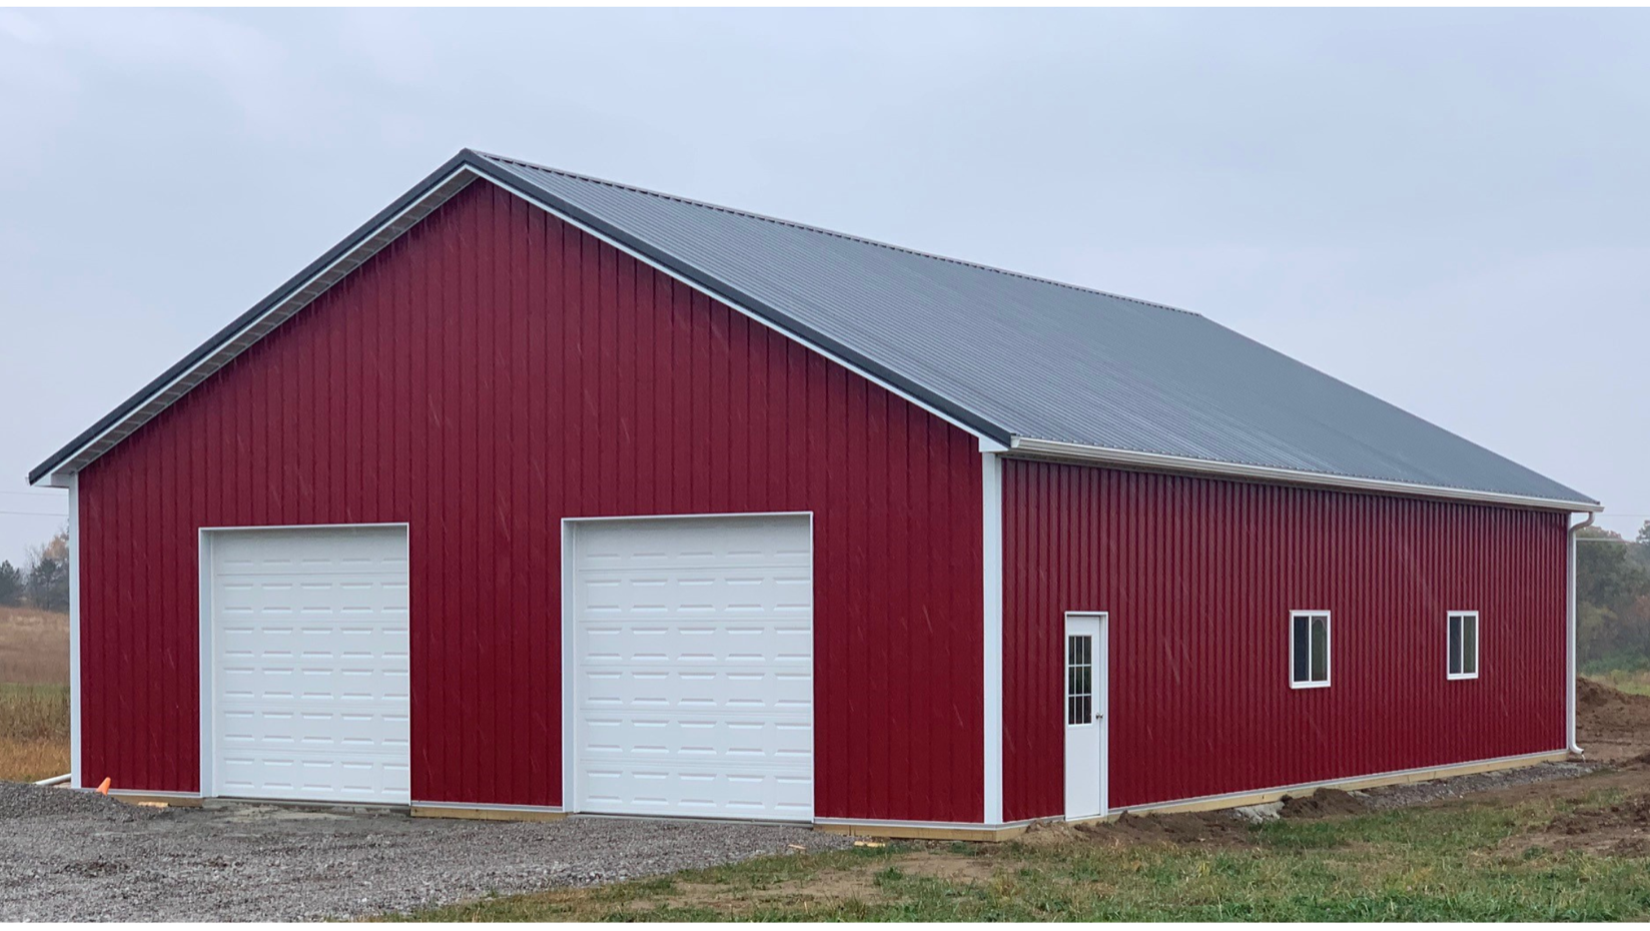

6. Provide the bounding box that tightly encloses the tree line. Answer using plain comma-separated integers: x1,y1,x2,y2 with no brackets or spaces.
0,528,69,613
0,520,1644,657
1577,520,1650,672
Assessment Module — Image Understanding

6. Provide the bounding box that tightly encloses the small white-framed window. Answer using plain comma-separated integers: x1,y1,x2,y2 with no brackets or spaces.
1447,611,1479,680
1290,611,1331,689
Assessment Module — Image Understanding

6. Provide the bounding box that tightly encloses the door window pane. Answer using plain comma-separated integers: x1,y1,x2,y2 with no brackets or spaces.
1067,634,1094,725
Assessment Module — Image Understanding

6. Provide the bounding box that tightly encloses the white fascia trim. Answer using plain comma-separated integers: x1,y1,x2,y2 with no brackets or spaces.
66,474,80,789
1115,749,1568,816
981,452,1005,826
35,164,993,487
1009,437,1602,514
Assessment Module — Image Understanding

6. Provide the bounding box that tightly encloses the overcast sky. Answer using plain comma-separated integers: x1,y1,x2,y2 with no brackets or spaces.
1,8,1645,567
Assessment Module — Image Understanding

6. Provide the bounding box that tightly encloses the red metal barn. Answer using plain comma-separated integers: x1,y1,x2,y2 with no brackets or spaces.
31,151,1598,837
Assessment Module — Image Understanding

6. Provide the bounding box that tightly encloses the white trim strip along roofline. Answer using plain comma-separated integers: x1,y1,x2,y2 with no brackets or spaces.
32,161,995,487
1009,437,1602,513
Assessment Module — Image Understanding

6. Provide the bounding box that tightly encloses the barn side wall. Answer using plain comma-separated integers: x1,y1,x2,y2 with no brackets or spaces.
1000,457,1568,821
75,180,985,823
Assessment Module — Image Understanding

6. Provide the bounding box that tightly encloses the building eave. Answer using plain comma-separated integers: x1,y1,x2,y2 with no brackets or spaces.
1007,437,1603,513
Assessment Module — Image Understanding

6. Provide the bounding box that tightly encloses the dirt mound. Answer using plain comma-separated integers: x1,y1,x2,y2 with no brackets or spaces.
1577,678,1650,763
1016,809,1255,849
1278,789,1367,818
1542,792,1650,856
1075,811,1254,848
1549,794,1650,835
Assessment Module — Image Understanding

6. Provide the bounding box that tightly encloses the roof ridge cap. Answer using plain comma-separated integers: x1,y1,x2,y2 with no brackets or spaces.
475,151,1203,319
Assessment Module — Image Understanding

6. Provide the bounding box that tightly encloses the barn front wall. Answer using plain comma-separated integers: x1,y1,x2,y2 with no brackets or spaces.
74,179,985,824
1001,457,1568,822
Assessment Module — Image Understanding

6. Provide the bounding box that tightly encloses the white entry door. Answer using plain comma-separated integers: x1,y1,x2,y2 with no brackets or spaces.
1064,612,1107,819
207,525,411,804
570,515,814,821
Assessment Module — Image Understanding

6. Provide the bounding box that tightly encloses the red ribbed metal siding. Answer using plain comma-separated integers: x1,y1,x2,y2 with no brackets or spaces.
1002,458,1567,820
75,180,985,822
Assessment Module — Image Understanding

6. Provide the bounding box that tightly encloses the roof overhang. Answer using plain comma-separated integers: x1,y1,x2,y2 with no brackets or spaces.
1007,437,1603,513
29,150,1011,488
28,149,1602,516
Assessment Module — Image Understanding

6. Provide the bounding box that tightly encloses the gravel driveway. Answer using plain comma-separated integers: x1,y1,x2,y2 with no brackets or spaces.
0,784,852,921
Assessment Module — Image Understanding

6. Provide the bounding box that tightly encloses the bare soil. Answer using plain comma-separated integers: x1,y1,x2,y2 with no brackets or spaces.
1578,676,1650,762
1278,787,1367,818
1542,792,1650,856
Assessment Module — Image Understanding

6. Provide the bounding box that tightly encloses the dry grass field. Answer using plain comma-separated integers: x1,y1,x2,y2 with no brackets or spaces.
0,606,70,782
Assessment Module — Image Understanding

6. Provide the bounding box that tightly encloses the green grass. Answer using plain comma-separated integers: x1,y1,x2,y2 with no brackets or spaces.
395,786,1650,922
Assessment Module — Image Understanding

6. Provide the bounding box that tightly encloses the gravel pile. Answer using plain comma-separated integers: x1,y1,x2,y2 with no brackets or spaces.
1360,760,1601,810
0,782,164,822
0,787,853,921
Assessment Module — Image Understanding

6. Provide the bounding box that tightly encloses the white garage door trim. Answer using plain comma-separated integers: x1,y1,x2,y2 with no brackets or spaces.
561,512,815,822
199,523,411,805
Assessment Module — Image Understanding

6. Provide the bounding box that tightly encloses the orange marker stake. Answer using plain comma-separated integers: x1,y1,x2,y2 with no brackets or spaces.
97,777,111,795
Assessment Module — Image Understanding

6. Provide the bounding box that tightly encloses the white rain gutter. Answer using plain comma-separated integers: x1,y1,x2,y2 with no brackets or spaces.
1567,511,1596,756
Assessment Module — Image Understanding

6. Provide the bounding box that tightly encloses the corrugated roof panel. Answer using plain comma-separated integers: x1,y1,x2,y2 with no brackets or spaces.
482,153,1592,506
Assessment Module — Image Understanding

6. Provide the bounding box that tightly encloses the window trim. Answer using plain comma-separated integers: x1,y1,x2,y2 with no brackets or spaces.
1289,610,1332,690
1447,610,1480,681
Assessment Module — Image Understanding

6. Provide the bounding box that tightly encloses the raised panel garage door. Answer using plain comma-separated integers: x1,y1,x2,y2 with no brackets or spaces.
572,515,814,821
208,526,411,804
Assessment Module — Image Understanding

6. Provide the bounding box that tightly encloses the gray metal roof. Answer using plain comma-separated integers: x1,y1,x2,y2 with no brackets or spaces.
31,149,1595,508
482,152,1594,507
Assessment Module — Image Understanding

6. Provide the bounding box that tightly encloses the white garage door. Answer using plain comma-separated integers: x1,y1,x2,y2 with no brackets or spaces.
571,515,813,821
208,526,411,804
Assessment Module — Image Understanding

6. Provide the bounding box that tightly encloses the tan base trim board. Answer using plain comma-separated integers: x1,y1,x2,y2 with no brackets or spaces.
815,821,1031,842
1093,749,1570,820
107,791,204,808
412,804,568,823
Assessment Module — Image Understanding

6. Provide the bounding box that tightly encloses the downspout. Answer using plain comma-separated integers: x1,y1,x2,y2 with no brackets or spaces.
1567,512,1595,756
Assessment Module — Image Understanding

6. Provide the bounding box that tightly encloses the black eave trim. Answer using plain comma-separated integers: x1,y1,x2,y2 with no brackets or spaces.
29,150,1011,485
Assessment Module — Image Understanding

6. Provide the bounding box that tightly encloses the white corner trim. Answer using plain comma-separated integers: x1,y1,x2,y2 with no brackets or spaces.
1567,512,1594,755
66,475,80,789
981,452,1005,826
559,519,577,815
1009,437,1601,514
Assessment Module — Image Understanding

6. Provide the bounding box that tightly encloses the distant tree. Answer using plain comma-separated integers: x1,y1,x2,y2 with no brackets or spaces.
1577,526,1650,670
23,529,69,613
1630,520,1650,574
0,560,21,606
